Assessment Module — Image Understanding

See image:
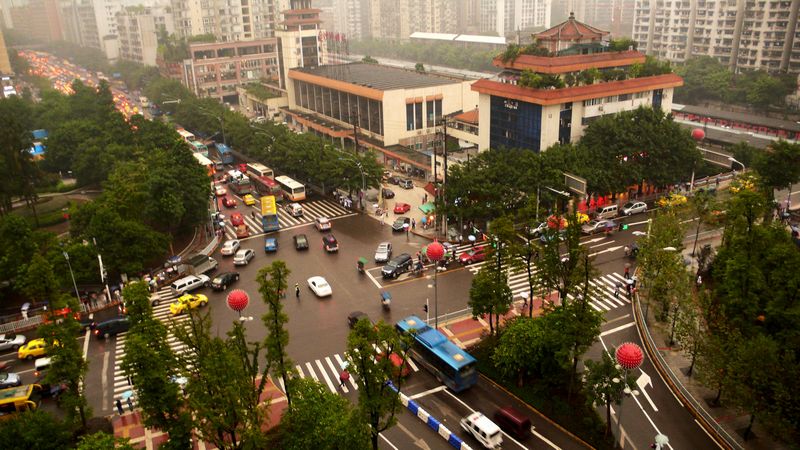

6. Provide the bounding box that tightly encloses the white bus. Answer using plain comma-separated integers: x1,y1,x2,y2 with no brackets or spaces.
177,129,195,144
275,175,306,202
192,152,214,176
246,162,274,179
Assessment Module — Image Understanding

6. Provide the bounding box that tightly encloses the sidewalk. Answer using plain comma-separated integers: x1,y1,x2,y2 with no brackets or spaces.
366,176,440,240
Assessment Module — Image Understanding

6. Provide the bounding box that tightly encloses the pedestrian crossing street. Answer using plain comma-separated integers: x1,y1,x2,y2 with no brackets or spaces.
280,345,421,395
465,260,632,313
110,287,186,410
224,199,354,240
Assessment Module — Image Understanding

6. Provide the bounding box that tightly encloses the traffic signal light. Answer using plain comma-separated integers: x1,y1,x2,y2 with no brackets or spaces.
423,304,428,313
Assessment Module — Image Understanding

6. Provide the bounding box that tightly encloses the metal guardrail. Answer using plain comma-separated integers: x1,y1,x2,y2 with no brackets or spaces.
632,292,743,450
0,316,42,334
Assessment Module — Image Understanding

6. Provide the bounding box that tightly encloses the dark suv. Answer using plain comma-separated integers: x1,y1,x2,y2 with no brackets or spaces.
382,253,413,279
93,316,130,339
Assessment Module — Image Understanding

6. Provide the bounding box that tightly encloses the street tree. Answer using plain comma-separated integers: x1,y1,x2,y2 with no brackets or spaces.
16,253,60,304
0,96,36,215
258,261,294,406
76,432,135,450
492,316,550,386
537,212,585,303
564,253,604,398
583,350,637,437
468,266,512,337
172,312,270,449
38,295,91,430
279,378,370,450
0,409,73,450
752,140,800,205
636,210,686,321
121,281,192,450
672,289,709,377
346,319,412,450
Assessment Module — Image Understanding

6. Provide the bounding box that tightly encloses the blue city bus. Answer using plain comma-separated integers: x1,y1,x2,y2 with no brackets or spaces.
215,143,234,164
395,315,478,392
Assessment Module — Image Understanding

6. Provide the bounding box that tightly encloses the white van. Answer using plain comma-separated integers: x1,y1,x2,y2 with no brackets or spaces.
169,275,210,297
285,203,303,217
595,204,619,220
460,412,503,449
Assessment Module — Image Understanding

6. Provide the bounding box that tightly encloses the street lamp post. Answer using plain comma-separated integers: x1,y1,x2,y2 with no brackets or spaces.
426,241,445,330
614,343,643,447
728,156,745,174
62,251,82,305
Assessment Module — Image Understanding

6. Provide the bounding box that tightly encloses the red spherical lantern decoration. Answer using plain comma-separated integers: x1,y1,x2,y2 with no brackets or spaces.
691,128,705,141
426,240,445,261
227,289,249,312
615,342,644,370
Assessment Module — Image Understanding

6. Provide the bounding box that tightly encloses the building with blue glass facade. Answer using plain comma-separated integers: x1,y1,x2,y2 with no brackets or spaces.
472,14,683,152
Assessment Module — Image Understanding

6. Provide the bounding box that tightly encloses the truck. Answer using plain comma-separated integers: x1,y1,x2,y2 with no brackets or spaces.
184,254,219,275
261,196,280,232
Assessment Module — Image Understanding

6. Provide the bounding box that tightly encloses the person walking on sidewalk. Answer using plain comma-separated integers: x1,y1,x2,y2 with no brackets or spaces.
411,218,416,229
126,396,134,412
295,283,300,298
115,399,124,415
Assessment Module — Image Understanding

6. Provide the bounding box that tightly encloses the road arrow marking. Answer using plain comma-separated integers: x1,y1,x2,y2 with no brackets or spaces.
636,372,659,412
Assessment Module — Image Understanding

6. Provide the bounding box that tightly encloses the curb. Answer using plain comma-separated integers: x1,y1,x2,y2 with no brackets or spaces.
387,381,473,450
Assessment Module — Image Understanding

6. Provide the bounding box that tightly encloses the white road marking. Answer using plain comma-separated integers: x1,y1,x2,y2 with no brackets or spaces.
600,321,636,337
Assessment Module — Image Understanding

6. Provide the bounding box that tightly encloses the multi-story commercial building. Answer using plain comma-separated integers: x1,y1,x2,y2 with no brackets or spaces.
92,0,124,45
7,0,64,43
633,0,800,73
479,0,551,37
182,39,279,102
283,62,479,175
471,14,682,152
171,0,278,42
116,6,174,66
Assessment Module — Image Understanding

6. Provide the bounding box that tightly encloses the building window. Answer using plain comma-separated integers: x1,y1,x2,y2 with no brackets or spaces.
406,101,423,131
584,98,601,107
426,100,434,127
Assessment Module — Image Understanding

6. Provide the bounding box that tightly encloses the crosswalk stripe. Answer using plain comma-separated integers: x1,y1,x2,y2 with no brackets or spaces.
315,360,336,392
304,362,319,382
295,365,305,378
325,357,347,393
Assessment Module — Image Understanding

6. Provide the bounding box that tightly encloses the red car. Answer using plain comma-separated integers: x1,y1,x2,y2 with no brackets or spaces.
459,246,487,265
231,212,244,226
222,197,237,208
235,224,249,238
393,202,411,214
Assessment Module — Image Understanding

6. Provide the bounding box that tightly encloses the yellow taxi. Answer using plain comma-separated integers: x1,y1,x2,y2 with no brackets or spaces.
17,338,58,360
243,194,256,206
169,294,209,315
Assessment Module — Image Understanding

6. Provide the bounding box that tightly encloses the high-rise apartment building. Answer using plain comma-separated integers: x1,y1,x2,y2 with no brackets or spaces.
117,6,174,66
61,0,102,50
633,0,800,73
171,0,278,42
330,0,367,40
7,0,64,43
369,0,458,40
275,0,326,88
0,28,12,75
479,0,551,37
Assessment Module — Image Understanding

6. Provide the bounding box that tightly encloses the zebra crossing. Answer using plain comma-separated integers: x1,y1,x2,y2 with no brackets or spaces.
223,199,354,240
277,347,420,395
110,287,187,410
465,261,632,313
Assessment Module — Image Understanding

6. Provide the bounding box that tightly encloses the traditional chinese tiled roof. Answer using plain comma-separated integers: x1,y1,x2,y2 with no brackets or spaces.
453,109,479,124
493,50,644,73
534,12,608,42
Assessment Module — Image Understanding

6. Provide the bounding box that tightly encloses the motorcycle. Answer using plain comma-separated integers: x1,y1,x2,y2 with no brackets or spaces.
357,257,367,274
380,291,391,310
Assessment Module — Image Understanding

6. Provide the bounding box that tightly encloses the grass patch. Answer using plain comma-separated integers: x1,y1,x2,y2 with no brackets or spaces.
471,339,615,449
13,196,88,229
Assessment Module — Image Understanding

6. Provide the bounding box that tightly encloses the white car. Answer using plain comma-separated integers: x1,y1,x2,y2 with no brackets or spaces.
0,334,27,352
221,239,240,256
460,412,503,449
621,201,647,216
307,276,332,297
233,249,255,265
374,242,392,263
215,186,227,196
315,216,331,231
